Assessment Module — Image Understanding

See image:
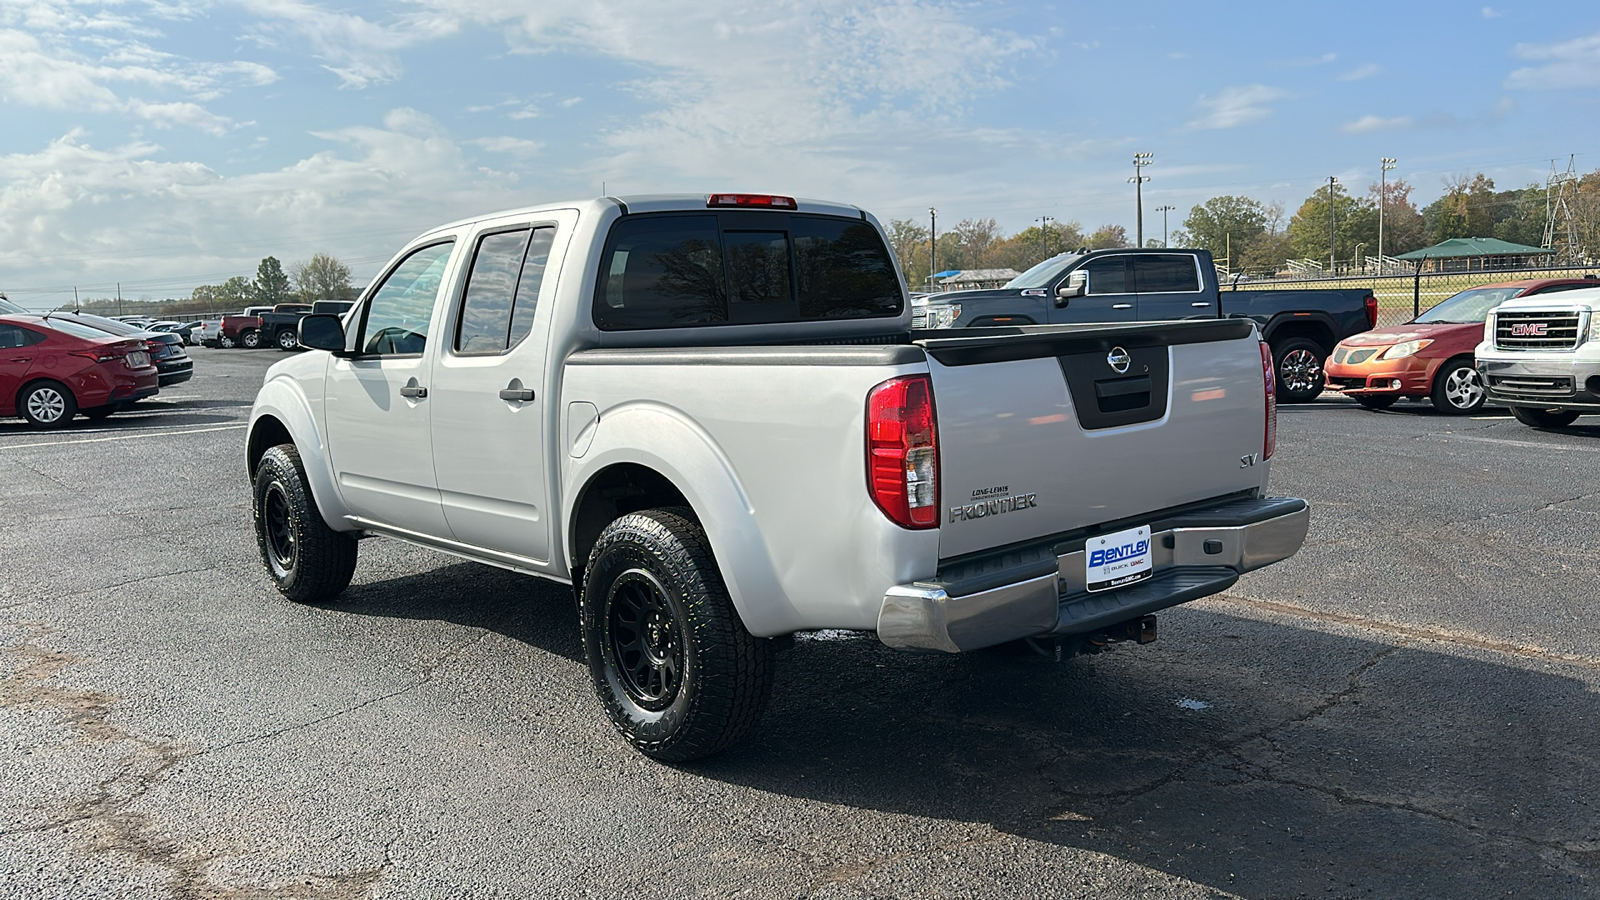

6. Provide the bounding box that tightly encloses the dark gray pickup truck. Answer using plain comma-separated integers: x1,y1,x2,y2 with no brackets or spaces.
913,248,1376,402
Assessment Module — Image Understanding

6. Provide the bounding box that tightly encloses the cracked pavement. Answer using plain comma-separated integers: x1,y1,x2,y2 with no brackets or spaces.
1,350,1597,898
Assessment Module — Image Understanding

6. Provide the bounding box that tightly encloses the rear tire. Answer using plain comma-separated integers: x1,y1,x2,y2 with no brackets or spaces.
1430,358,1486,415
1510,406,1580,429
19,381,77,429
580,507,773,762
240,330,262,349
218,333,236,349
276,328,299,350
1353,395,1397,410
253,444,358,603
1272,337,1326,404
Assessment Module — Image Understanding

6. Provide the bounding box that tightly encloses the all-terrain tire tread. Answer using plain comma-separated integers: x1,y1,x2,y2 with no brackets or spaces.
253,444,358,603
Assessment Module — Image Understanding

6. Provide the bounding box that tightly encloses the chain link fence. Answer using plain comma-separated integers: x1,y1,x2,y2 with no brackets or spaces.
1225,265,1600,327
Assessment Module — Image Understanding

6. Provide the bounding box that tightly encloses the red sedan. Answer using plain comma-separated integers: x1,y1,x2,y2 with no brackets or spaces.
1324,278,1600,414
1,314,160,428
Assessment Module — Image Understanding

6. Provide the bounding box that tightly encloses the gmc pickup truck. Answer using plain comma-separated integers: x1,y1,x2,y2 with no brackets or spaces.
246,193,1309,762
1475,287,1600,428
913,249,1377,403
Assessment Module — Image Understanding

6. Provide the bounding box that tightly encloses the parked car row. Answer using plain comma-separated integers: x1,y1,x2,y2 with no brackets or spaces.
202,301,354,350
1322,278,1600,428
0,312,160,427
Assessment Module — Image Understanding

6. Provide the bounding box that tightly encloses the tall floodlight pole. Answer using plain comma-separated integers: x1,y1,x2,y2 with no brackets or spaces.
928,207,938,288
1035,215,1055,257
1129,152,1153,246
1378,157,1397,266
1327,176,1340,273
1155,205,1176,247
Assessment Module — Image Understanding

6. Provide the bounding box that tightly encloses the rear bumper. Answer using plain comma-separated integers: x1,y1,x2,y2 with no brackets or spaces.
877,496,1310,653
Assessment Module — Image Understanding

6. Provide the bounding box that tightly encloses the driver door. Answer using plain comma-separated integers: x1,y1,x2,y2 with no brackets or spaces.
1050,255,1139,324
323,240,458,536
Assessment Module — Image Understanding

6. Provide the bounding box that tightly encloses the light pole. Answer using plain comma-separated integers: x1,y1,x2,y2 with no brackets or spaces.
928,207,937,288
1155,205,1176,247
1378,157,1397,266
1035,215,1055,257
1327,176,1339,274
1129,152,1152,246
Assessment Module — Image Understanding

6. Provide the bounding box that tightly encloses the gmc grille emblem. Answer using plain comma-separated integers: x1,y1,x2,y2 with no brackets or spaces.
1509,323,1548,336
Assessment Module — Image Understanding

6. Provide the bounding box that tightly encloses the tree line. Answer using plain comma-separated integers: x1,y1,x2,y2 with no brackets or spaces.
62,253,357,318
889,166,1600,284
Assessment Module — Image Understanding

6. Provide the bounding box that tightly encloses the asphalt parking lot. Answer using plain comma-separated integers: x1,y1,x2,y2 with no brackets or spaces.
2,347,1597,899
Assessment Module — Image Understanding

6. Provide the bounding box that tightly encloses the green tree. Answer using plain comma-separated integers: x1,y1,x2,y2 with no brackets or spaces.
1370,179,1427,257
292,253,354,303
1287,182,1375,268
1086,224,1129,250
1178,196,1270,268
254,256,292,305
887,219,931,287
992,220,1085,271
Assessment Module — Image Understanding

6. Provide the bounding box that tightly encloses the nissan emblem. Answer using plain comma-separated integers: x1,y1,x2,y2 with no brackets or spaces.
1107,346,1131,374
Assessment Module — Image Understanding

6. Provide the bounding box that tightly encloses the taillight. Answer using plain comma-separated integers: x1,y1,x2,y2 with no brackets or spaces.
1259,341,1277,461
1364,294,1378,329
71,349,119,363
866,375,939,529
706,193,798,210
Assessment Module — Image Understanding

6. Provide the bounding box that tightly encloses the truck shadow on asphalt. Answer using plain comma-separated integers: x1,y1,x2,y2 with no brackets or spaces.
332,562,1597,898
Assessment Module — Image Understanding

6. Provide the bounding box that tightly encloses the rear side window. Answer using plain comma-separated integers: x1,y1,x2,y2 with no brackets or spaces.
456,227,555,354
0,324,44,348
1132,255,1201,293
594,212,901,330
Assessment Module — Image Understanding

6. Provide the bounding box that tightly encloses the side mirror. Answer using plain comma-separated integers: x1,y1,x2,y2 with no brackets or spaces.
298,314,348,353
1055,271,1087,306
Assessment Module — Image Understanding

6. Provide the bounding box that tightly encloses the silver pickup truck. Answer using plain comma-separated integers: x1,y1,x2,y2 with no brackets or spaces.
246,193,1309,761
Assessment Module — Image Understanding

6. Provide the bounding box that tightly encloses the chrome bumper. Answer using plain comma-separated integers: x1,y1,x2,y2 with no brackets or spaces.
877,497,1310,653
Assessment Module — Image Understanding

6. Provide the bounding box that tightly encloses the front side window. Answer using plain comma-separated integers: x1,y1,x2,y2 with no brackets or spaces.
1081,256,1129,295
359,241,454,355
1132,255,1200,293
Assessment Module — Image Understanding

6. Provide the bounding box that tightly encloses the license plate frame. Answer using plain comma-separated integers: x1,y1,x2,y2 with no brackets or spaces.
1085,524,1154,593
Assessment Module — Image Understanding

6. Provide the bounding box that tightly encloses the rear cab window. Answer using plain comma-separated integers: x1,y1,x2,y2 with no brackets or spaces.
594,212,901,330
1132,254,1202,293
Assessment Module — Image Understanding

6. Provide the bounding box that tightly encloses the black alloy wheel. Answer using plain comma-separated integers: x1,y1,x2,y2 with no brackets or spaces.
252,443,358,602
581,507,773,762
1273,338,1326,404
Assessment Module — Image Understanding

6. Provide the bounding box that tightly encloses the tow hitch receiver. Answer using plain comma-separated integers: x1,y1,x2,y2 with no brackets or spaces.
1092,615,1158,649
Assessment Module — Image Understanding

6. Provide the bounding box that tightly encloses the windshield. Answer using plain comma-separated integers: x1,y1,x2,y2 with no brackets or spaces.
1005,254,1080,290
1414,287,1524,324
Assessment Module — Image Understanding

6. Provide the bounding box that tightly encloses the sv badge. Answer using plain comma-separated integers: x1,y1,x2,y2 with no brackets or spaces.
1240,454,1258,468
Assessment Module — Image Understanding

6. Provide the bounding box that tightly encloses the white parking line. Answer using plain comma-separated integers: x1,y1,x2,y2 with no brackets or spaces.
0,424,247,450
1433,434,1600,452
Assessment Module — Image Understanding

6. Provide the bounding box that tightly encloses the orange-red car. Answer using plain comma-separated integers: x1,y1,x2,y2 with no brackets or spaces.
1324,278,1600,414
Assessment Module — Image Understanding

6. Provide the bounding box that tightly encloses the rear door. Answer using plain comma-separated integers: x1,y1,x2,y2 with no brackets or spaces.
429,211,575,565
917,321,1270,560
1133,253,1213,320
323,240,458,535
0,323,46,415
1049,255,1138,324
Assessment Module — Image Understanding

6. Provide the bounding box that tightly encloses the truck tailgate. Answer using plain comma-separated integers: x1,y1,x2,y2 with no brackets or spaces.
918,320,1270,560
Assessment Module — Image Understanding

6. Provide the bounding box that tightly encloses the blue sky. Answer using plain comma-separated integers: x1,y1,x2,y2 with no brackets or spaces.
3,0,1599,307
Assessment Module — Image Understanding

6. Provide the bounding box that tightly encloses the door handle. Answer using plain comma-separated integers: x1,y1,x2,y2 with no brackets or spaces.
399,384,427,399
1191,301,1211,308
1112,303,1133,310
498,378,534,402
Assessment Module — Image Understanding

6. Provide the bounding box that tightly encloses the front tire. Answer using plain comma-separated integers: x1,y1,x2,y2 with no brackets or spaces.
580,508,773,762
19,381,77,429
1430,358,1486,415
1273,337,1326,404
240,330,262,349
1510,406,1581,429
253,444,357,603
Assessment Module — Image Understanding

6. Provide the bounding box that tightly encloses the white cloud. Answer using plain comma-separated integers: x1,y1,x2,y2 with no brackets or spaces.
1482,7,1505,18
1342,115,1413,133
1507,32,1600,89
240,0,461,88
1339,63,1380,81
470,136,544,156
1186,85,1287,130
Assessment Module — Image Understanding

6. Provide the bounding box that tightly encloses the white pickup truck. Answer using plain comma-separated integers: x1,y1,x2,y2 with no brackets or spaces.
246,193,1309,761
1475,287,1600,427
